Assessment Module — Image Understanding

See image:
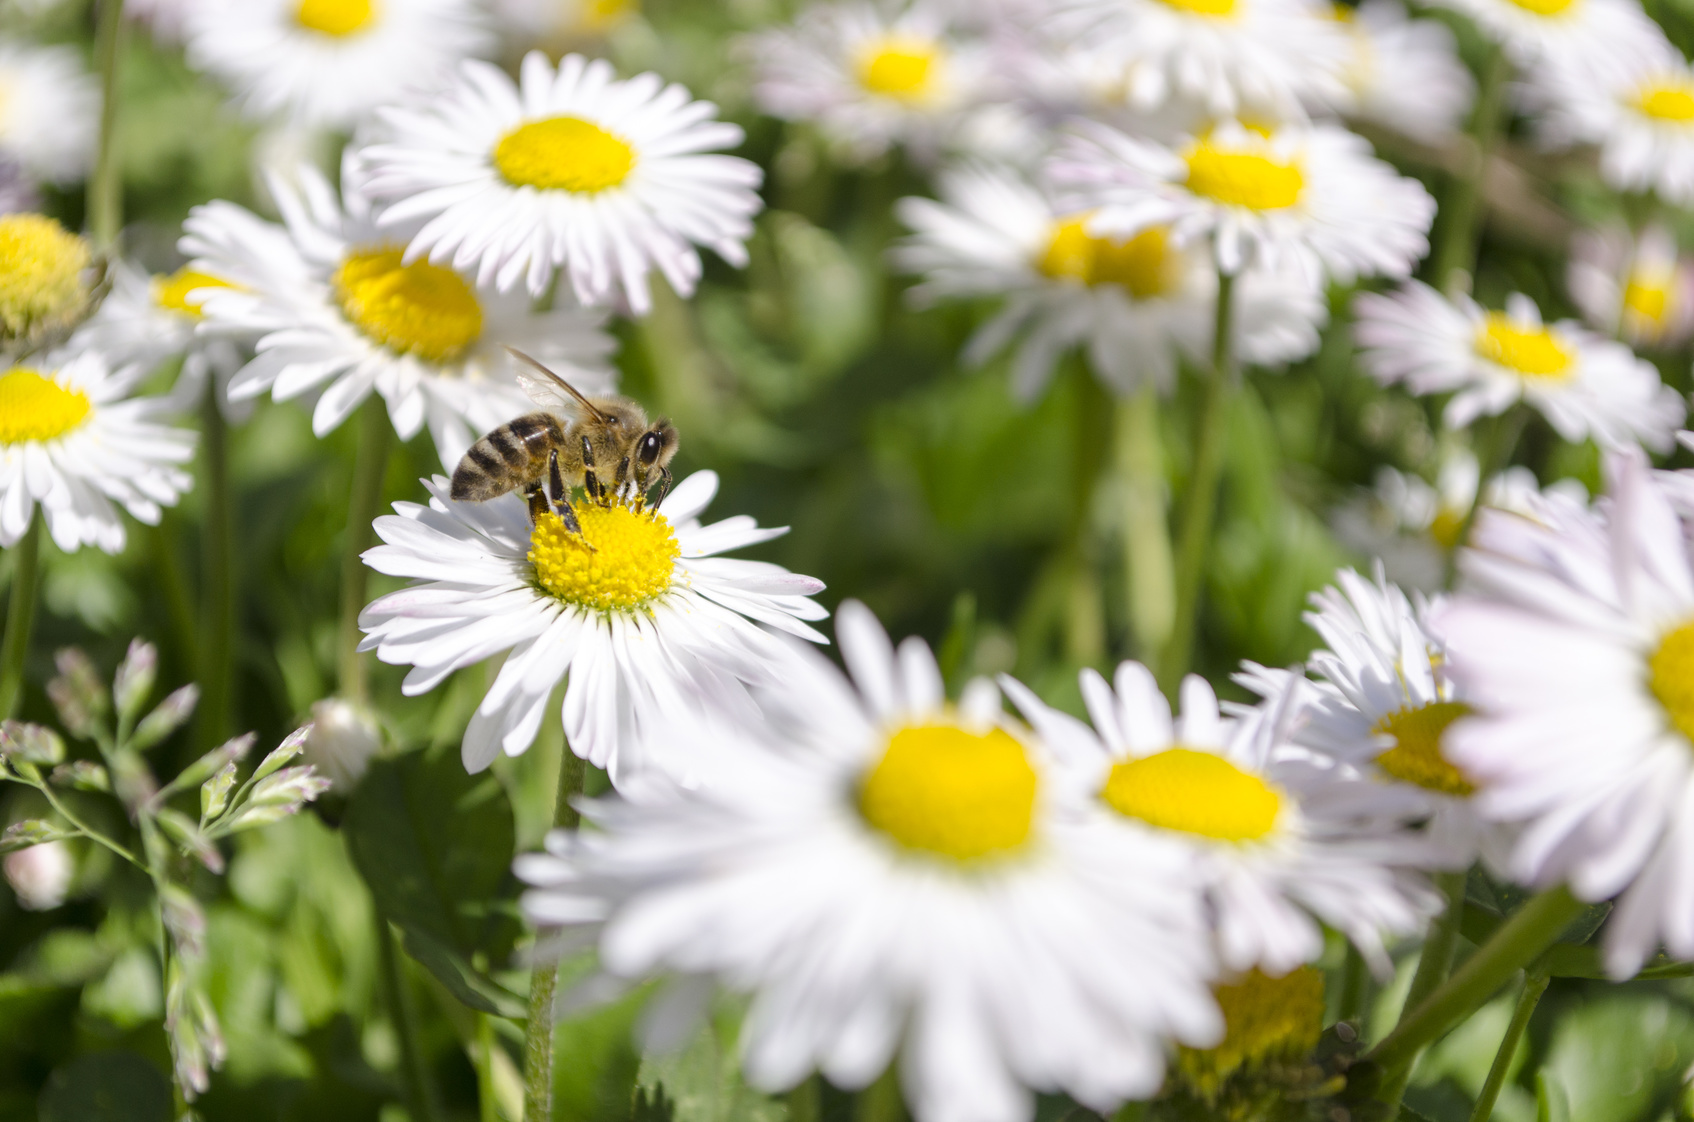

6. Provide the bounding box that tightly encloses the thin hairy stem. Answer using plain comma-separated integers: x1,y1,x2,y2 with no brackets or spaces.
338,399,393,704
523,744,587,1122
0,514,42,719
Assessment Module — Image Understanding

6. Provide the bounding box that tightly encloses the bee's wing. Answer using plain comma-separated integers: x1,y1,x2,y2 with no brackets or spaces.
507,347,608,423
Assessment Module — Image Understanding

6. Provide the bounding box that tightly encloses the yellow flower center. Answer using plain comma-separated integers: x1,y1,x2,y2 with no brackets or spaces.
0,368,93,445
1177,967,1325,1102
855,38,943,102
0,213,91,341
493,117,636,193
578,0,634,28
1371,701,1475,796
296,0,376,35
1624,272,1672,326
1159,0,1238,16
528,504,679,612
1474,314,1574,380
1504,0,1577,14
1183,141,1304,211
1634,79,1694,123
332,247,483,363
1430,507,1466,550
1101,748,1282,842
859,724,1038,862
1649,621,1694,746
153,268,235,320
1038,219,1181,299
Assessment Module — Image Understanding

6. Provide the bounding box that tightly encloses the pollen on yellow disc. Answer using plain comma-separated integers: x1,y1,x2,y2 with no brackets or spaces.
1183,141,1304,211
1473,314,1574,380
332,247,483,363
1101,748,1282,842
1624,274,1672,326
1649,621,1694,746
1634,79,1694,122
0,213,91,342
859,724,1038,862
1504,0,1577,14
296,0,377,36
1039,219,1181,300
1372,701,1475,797
494,116,636,193
0,368,93,445
1158,0,1238,16
1177,967,1325,1101
153,268,235,320
855,38,942,101
529,505,679,612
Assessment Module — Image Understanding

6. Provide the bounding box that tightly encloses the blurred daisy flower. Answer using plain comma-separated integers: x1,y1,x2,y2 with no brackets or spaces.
1318,0,1476,143
893,164,1325,400
181,159,616,466
359,470,827,784
1355,283,1683,449
184,0,494,130
1006,663,1438,975
489,0,637,41
1172,967,1328,1111
517,603,1222,1122
1437,450,1694,976
1049,118,1435,280
1425,0,1661,77
1568,223,1694,349
0,213,95,351
0,43,97,187
358,52,762,312
744,0,990,164
0,350,195,553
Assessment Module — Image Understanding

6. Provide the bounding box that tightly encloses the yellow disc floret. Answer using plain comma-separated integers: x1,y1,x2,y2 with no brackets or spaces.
153,268,235,320
1372,701,1475,797
1503,0,1578,14
1624,272,1672,329
1474,314,1574,380
1159,0,1238,16
1039,219,1181,300
1634,79,1694,123
1183,141,1304,211
855,38,943,101
859,724,1038,862
529,504,679,612
1101,748,1282,842
1177,967,1326,1102
1650,621,1694,746
494,117,637,193
0,368,93,445
332,247,483,363
296,0,376,36
0,214,92,343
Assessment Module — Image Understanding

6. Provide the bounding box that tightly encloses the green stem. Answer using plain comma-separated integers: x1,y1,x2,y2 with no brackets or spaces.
0,514,42,719
152,514,198,680
29,781,142,867
1157,269,1235,694
1063,369,1111,666
376,914,445,1122
88,0,127,250
1117,386,1174,662
338,399,393,705
1443,406,1529,587
1430,45,1510,295
854,1065,905,1122
196,378,233,752
1469,971,1548,1122
1368,886,1582,1091
1338,943,1370,1028
522,743,587,1122
477,1012,500,1122
788,1076,821,1122
1379,871,1468,1105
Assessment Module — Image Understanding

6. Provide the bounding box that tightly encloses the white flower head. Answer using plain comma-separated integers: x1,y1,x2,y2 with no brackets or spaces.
358,52,763,312
1425,0,1662,79
1048,118,1435,281
184,0,495,130
303,698,383,791
359,470,828,785
488,0,637,40
182,158,617,467
1005,663,1439,976
1355,282,1684,449
1319,0,1477,143
517,603,1223,1122
1568,224,1694,349
894,163,1326,400
0,43,98,185
0,349,196,554
4,839,73,911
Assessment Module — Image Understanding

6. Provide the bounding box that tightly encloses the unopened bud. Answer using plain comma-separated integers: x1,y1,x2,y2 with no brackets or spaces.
250,723,310,784
303,701,381,792
113,639,158,724
51,760,109,792
3,838,72,910
130,684,199,752
166,733,254,802
0,721,65,766
217,766,331,835
200,762,237,823
46,648,105,739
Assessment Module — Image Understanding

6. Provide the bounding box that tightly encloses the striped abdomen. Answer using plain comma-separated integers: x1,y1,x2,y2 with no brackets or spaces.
450,412,566,502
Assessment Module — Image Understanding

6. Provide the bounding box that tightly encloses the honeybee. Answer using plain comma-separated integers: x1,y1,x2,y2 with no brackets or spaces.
451,347,679,542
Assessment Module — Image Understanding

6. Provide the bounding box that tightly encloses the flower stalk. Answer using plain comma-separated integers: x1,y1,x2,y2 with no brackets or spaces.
197,379,233,752
1430,45,1511,295
1117,385,1174,661
0,515,42,719
1469,970,1549,1122
338,398,393,705
523,743,587,1122
89,0,127,251
1379,870,1468,1106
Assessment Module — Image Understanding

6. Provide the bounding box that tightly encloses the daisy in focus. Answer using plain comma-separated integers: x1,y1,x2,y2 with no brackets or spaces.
516,603,1222,1122
182,159,617,466
0,349,195,553
893,164,1326,400
1048,118,1435,280
1005,662,1437,975
1437,451,1694,976
359,469,827,784
1319,0,1477,143
0,43,97,187
183,0,494,130
1568,224,1694,349
1354,282,1684,450
357,52,762,312
1425,0,1661,77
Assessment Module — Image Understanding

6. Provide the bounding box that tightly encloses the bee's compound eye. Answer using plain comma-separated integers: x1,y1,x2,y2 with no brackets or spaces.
639,431,664,464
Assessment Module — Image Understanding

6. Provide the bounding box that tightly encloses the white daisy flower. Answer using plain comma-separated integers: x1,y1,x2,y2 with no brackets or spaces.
516,603,1223,1122
1568,224,1694,349
1424,0,1662,79
488,0,637,40
743,0,990,164
1048,118,1435,280
357,52,762,313
1435,450,1694,976
1354,281,1684,450
1004,663,1438,975
0,43,97,186
182,159,617,467
183,0,494,130
126,0,200,44
893,163,1326,400
1320,0,1477,143
358,470,828,784
0,349,196,554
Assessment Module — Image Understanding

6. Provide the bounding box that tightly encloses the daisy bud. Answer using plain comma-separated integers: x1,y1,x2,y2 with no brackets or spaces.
112,639,158,724
3,838,73,910
302,700,380,792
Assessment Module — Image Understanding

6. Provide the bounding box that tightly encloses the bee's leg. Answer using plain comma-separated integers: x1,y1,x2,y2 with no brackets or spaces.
580,435,603,505
652,465,674,510
546,451,592,547
525,484,548,525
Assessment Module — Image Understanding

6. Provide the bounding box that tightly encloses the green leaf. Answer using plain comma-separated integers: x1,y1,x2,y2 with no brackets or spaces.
1536,1074,1570,1122
1541,994,1694,1122
400,927,525,1019
635,1006,788,1122
37,1051,171,1122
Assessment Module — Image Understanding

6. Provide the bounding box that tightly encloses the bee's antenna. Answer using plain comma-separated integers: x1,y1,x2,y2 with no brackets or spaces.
505,346,610,422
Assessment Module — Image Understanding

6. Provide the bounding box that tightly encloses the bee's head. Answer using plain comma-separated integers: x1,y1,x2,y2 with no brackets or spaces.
639,420,679,468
